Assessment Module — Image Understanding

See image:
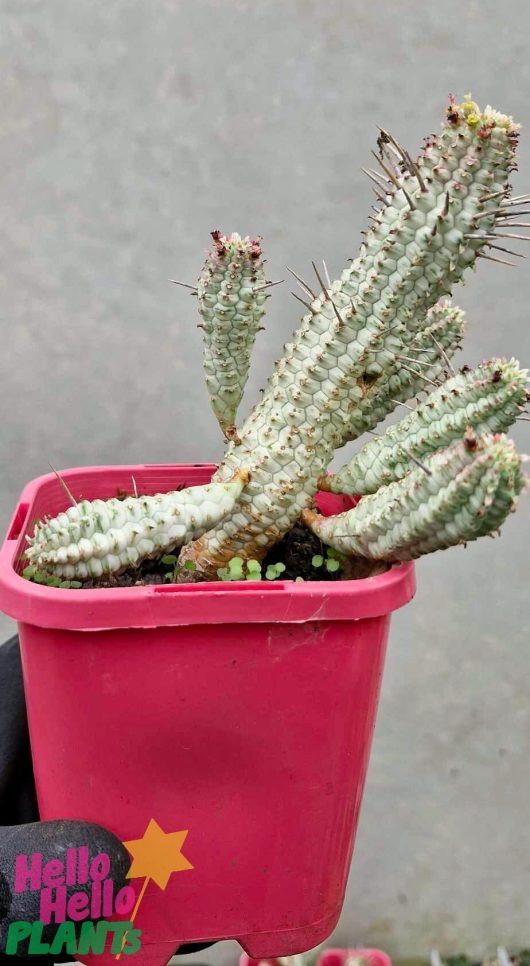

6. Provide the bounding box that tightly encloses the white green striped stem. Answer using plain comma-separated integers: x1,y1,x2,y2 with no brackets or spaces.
25,471,249,580
322,358,528,494
338,301,466,444
303,434,524,562
199,232,268,438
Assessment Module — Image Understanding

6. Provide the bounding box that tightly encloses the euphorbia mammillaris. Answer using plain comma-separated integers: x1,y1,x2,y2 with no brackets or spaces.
26,96,528,583
179,96,527,575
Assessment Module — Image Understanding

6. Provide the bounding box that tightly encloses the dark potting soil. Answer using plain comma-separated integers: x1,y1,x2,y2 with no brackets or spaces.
70,521,388,588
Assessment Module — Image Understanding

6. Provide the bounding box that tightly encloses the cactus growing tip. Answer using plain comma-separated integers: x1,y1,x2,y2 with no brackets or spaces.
446,93,520,134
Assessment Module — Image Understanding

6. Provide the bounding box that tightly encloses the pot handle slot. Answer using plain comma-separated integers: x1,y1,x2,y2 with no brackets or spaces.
6,503,29,541
154,581,287,594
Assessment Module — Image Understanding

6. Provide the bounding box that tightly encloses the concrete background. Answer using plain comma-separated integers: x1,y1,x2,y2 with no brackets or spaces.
0,0,529,959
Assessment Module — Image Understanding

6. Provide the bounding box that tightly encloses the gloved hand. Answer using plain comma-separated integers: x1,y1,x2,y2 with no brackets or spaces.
0,636,131,963
0,637,214,963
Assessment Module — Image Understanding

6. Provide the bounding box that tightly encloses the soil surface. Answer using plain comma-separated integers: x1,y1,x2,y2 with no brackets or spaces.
68,520,388,588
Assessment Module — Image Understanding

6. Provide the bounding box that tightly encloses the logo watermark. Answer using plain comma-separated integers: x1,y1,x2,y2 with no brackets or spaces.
5,818,193,958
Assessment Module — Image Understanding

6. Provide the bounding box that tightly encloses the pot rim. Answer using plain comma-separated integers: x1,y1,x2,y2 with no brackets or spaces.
0,463,416,629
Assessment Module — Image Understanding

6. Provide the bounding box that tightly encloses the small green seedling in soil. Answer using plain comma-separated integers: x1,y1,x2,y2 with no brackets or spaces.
264,562,286,581
311,546,344,574
217,557,264,581
22,565,82,589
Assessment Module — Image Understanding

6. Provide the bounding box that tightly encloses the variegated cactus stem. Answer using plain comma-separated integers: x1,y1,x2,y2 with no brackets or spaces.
321,357,528,495
24,471,249,581
178,97,522,579
198,231,269,441
303,433,525,562
338,300,466,445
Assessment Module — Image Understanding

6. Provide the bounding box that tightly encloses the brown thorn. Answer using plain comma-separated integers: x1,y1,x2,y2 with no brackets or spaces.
430,334,455,377
371,185,387,205
503,193,530,204
362,167,389,188
376,131,402,169
291,291,314,313
481,189,510,203
473,209,500,221
400,446,433,477
48,463,78,508
442,191,450,217
390,398,416,412
398,353,440,369
488,244,526,259
400,364,441,387
328,296,344,325
501,198,530,209
311,260,329,296
381,148,403,180
401,185,416,211
371,149,415,209
495,222,530,228
286,266,318,299
169,279,198,292
322,259,332,287
464,233,496,240
496,210,530,220
254,279,284,290
368,165,391,184
378,126,427,191
494,231,530,241
478,253,517,267
404,149,427,191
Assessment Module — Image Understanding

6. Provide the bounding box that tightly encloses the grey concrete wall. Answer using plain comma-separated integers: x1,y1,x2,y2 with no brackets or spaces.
0,0,528,958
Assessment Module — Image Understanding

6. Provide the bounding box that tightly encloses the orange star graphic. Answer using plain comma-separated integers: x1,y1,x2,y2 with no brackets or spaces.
123,818,193,890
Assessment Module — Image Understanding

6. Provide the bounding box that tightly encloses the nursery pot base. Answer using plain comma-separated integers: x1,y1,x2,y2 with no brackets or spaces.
0,464,416,966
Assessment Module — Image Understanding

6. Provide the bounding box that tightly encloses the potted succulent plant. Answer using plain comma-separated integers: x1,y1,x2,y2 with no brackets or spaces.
0,95,528,966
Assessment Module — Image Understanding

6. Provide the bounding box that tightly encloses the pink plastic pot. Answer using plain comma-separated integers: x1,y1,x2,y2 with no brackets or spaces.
0,464,415,966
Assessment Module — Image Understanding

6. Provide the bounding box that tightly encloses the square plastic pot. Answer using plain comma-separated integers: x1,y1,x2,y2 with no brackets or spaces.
0,464,415,966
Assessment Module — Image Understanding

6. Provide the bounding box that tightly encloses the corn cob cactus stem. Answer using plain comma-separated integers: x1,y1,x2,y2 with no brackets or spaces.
25,471,249,580
320,358,528,495
198,231,268,441
178,97,522,578
337,301,466,445
303,433,524,562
